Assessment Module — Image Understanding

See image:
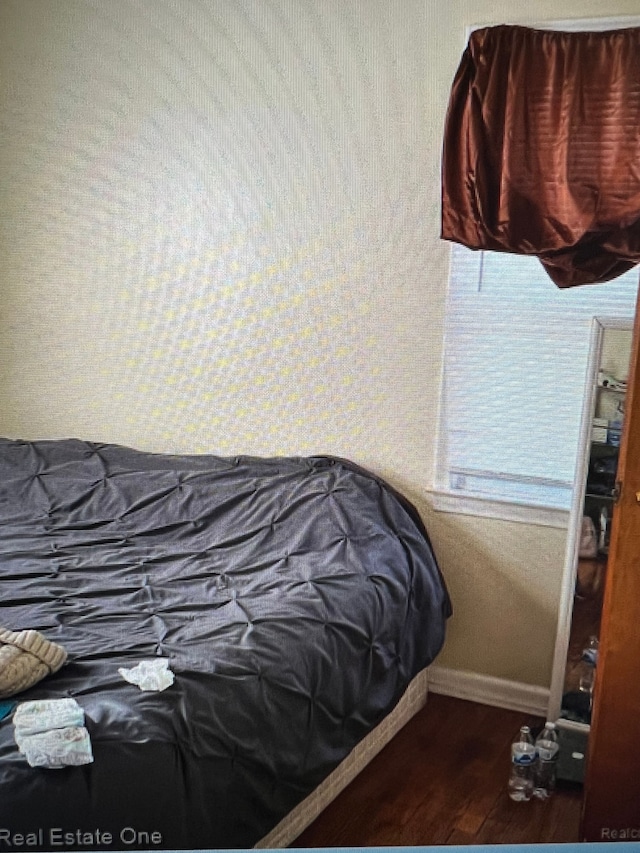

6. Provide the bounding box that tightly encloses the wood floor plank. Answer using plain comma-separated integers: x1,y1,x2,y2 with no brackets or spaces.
293,693,582,847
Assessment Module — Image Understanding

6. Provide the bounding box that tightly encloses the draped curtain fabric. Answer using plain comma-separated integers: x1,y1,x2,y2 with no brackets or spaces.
441,25,640,287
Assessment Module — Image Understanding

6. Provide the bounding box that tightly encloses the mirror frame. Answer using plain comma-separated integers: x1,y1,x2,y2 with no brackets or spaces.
547,315,634,729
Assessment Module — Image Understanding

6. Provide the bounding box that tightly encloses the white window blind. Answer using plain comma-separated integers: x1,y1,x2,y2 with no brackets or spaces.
438,245,638,510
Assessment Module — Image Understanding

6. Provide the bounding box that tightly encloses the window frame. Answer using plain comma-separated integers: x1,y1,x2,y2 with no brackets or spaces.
433,243,638,525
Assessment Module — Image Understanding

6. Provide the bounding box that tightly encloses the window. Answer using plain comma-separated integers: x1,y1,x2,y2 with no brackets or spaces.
436,245,638,520
436,14,640,524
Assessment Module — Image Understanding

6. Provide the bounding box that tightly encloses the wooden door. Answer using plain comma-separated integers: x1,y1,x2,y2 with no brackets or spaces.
581,293,640,842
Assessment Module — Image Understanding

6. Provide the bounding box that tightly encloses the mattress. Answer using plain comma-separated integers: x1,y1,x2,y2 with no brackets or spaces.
0,438,450,850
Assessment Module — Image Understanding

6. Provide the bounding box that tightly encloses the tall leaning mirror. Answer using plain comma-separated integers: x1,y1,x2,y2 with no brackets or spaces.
548,318,633,782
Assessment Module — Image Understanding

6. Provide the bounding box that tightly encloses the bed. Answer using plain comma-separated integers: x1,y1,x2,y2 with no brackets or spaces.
0,437,451,850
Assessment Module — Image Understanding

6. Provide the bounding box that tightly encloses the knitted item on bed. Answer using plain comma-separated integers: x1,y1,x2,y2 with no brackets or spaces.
0,628,67,698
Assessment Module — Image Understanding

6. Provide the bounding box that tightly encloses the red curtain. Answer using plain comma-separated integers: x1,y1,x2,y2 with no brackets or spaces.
441,25,640,287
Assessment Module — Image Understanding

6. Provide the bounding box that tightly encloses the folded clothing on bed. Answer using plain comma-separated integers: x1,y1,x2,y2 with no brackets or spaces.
16,725,94,769
13,697,85,741
13,698,93,769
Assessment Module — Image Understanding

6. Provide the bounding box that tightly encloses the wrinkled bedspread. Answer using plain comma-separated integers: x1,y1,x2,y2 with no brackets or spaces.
0,438,450,850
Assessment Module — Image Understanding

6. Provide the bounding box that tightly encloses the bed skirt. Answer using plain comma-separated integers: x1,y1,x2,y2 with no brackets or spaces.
256,667,430,848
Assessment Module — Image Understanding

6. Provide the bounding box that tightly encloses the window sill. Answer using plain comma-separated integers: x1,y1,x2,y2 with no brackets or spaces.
425,489,571,529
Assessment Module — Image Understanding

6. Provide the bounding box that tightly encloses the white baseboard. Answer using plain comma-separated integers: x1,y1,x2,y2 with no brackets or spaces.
428,665,550,717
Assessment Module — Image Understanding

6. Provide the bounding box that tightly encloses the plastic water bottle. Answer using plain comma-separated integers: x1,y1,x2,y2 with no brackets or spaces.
578,635,599,698
583,635,599,666
508,725,536,801
533,722,560,799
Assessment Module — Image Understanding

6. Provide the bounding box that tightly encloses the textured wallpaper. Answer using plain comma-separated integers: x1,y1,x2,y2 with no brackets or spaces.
0,0,449,492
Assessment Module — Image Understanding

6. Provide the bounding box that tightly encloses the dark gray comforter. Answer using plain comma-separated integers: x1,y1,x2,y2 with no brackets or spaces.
0,438,450,850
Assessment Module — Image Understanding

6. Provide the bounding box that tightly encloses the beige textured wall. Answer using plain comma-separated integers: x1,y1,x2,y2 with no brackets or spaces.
420,504,568,685
2,0,639,690
0,0,449,485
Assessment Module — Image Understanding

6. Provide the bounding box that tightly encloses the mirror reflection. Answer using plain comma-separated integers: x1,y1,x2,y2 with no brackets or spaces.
560,326,632,726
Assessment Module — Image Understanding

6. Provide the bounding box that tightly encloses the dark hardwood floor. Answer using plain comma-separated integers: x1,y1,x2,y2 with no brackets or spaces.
293,693,583,847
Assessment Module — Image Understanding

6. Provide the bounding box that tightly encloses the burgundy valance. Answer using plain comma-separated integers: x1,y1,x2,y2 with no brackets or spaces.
441,25,640,287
